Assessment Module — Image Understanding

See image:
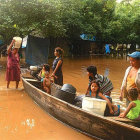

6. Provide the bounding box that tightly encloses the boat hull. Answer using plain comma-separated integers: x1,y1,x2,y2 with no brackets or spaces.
22,77,140,140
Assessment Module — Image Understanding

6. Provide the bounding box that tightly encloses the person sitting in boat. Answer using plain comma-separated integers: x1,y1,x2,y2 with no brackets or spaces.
38,64,50,82
86,65,113,96
87,80,120,116
119,88,140,120
43,71,51,94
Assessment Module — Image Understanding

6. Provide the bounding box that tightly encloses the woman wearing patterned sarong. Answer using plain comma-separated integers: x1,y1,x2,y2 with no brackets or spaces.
6,39,21,89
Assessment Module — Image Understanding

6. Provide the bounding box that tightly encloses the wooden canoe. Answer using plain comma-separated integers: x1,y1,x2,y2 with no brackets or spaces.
22,77,140,140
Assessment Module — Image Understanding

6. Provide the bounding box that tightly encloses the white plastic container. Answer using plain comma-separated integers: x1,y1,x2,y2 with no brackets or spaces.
30,66,38,71
13,37,22,48
82,97,107,116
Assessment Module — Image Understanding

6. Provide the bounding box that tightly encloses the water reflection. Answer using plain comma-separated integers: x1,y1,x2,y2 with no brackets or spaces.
63,56,129,94
21,119,35,129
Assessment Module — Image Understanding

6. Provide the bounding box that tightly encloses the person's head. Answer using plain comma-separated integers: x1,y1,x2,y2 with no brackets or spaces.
45,71,50,78
43,64,50,72
128,51,140,68
12,48,19,54
127,88,139,101
54,47,64,57
90,80,100,93
87,65,97,77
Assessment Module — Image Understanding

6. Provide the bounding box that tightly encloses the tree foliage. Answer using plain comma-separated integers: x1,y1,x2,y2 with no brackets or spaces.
105,0,140,44
0,0,139,44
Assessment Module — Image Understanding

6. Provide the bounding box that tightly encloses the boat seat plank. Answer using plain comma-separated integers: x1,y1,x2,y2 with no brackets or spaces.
24,78,38,81
106,116,140,123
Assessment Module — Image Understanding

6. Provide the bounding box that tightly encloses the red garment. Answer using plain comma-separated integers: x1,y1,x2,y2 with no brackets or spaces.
6,52,20,81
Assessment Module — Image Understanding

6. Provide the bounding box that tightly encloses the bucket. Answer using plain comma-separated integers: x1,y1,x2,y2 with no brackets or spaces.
82,97,107,116
61,84,76,94
30,66,38,71
54,89,76,104
13,37,22,48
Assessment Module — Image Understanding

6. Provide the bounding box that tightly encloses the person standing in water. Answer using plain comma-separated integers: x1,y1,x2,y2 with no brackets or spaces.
119,51,140,106
6,38,21,89
105,44,110,54
51,47,64,86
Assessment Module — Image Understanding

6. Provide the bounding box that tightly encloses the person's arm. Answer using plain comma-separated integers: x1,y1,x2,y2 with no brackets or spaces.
38,70,42,77
52,59,62,76
99,93,114,114
50,75,54,83
119,67,131,101
119,102,136,118
7,39,15,54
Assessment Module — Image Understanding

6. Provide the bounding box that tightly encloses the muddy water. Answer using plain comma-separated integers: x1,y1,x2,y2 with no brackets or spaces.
0,55,129,140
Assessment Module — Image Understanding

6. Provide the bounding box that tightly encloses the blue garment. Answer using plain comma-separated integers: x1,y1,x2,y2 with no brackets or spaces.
105,44,110,54
52,57,63,86
89,91,102,99
41,78,44,82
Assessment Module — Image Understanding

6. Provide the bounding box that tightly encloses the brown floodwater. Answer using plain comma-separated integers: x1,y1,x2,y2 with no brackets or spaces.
0,55,130,140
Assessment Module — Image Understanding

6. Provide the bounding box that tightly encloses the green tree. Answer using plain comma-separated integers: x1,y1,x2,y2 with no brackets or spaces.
0,0,139,46
105,0,140,44
0,0,65,43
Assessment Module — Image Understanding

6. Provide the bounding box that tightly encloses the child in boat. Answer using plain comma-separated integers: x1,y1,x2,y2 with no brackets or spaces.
87,80,120,116
86,65,113,96
119,88,140,120
43,71,51,94
38,64,50,82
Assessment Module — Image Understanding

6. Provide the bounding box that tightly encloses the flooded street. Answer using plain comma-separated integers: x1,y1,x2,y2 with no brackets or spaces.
0,55,129,140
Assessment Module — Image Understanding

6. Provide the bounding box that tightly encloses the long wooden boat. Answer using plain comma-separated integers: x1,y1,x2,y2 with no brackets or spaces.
22,77,140,140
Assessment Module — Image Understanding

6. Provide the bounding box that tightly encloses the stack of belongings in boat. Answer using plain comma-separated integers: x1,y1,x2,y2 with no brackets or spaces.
54,84,76,104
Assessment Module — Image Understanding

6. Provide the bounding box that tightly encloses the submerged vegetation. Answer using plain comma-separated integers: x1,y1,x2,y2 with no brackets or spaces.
0,0,139,44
